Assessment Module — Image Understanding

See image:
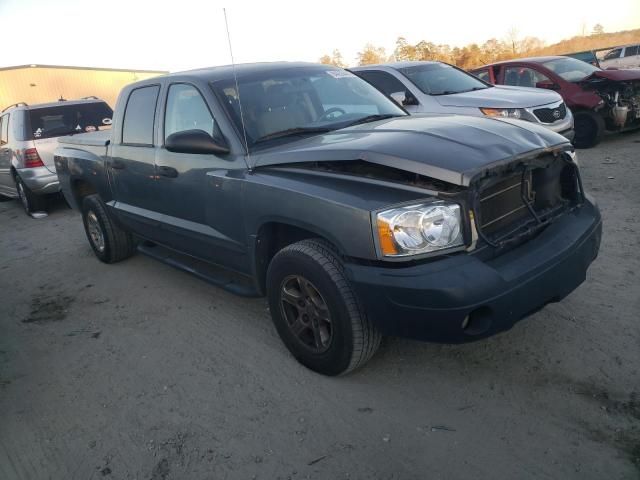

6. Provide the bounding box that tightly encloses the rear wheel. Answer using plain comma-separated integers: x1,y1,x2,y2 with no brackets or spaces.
573,111,605,149
267,239,381,376
81,194,135,263
14,175,46,215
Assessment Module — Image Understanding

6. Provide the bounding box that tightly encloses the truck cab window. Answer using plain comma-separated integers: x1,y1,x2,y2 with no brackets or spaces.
165,84,217,141
122,85,160,145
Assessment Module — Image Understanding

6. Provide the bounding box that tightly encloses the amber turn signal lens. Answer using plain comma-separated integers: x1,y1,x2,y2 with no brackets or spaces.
377,218,398,256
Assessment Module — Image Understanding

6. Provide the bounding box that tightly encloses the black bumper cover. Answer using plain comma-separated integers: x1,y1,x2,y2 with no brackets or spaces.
345,200,602,343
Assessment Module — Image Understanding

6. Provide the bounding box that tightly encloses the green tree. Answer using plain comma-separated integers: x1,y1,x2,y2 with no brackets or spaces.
592,24,605,35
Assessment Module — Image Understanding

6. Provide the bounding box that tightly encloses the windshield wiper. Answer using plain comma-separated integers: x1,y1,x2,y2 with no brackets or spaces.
343,114,401,127
253,127,333,145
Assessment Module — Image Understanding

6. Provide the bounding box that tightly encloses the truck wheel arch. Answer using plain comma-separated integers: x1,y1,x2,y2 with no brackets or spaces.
253,221,343,296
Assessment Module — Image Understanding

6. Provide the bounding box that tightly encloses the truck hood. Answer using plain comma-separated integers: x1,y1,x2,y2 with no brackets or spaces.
580,69,640,82
433,85,561,108
252,115,570,186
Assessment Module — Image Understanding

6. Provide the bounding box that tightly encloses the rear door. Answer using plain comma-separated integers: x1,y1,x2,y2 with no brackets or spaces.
108,85,162,239
28,102,113,173
621,45,639,69
0,113,13,193
153,82,244,266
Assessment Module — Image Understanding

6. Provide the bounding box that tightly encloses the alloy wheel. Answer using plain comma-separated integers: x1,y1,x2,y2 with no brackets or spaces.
280,275,333,353
86,210,105,252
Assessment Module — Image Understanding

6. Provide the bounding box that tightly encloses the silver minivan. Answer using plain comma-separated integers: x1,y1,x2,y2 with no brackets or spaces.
0,98,112,215
351,61,574,140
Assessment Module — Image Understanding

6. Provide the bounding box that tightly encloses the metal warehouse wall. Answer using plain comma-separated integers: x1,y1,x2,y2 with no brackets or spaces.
0,65,167,110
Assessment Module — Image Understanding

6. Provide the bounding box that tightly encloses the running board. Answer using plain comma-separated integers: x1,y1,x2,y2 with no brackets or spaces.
137,243,260,297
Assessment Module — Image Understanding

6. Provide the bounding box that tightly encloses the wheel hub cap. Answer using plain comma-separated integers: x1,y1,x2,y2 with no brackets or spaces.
86,210,105,252
280,275,332,353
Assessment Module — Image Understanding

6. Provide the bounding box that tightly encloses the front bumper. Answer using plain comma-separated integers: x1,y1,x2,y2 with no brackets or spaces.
345,200,601,343
16,167,60,194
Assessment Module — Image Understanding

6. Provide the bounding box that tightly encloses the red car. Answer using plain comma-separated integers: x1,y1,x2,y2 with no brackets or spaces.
472,56,640,148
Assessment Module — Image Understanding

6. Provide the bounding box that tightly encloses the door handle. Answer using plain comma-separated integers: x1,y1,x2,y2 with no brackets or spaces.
110,159,126,170
157,165,178,178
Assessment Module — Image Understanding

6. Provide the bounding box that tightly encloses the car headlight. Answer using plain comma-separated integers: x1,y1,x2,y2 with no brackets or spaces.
479,107,525,119
376,201,465,257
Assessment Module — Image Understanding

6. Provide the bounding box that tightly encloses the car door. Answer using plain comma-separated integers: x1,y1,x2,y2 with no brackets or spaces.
0,113,13,195
153,82,244,267
601,48,622,69
108,84,162,240
621,45,639,69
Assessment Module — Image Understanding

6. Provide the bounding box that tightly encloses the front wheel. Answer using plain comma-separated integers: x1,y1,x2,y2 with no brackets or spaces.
81,194,135,263
573,111,605,149
267,239,381,376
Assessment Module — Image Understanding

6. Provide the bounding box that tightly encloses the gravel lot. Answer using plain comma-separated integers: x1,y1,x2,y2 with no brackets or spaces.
1,131,639,480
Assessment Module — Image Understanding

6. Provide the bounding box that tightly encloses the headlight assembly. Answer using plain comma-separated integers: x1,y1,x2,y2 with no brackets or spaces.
376,201,465,258
479,107,526,119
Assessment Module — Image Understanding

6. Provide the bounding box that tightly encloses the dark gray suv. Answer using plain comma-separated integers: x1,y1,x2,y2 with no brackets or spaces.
0,98,112,215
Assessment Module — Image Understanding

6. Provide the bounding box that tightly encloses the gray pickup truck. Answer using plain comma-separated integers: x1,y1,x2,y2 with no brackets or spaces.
54,62,602,375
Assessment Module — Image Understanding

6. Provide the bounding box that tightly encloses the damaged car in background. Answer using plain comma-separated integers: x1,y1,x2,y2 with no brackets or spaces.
472,56,640,148
54,63,602,375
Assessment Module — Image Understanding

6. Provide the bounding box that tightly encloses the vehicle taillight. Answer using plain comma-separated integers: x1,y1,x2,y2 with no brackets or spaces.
24,148,44,168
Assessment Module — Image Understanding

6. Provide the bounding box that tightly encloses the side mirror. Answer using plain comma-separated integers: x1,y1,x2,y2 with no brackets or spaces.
390,91,419,107
535,80,560,91
165,129,230,155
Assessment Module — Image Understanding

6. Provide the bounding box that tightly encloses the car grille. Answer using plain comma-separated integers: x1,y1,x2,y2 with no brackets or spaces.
533,103,567,123
475,156,581,246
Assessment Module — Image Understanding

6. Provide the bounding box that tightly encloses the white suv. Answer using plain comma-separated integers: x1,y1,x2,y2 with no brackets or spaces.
600,44,640,69
0,98,112,216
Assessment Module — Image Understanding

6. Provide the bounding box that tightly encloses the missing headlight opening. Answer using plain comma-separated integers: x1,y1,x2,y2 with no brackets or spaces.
472,152,583,249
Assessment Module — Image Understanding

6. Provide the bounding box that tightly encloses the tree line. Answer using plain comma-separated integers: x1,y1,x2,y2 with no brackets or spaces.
319,26,640,69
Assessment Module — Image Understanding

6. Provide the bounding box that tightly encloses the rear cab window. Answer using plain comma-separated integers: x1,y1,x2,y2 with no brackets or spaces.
122,86,160,145
28,102,113,140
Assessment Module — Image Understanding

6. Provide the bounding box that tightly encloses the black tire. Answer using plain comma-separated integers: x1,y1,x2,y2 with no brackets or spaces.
266,239,381,376
14,175,46,215
81,194,135,263
573,111,605,149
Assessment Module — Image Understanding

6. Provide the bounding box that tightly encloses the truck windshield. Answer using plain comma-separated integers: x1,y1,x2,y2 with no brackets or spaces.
396,63,490,95
211,66,405,149
28,102,113,140
541,58,600,82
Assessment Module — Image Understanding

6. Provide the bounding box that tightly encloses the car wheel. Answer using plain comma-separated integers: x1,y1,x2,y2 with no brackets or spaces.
82,194,135,263
573,111,604,149
267,239,381,376
15,175,46,215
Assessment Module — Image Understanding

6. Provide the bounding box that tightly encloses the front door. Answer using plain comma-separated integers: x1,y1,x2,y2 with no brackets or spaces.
109,84,161,240
153,82,245,268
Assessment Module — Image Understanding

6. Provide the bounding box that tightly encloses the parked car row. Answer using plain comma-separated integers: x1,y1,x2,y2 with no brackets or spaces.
50,62,602,375
471,56,640,148
349,62,574,139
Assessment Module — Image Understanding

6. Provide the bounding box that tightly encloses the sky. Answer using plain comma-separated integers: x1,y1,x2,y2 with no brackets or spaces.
0,0,638,72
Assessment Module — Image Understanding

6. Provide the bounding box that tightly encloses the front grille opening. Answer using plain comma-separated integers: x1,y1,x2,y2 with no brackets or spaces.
533,103,567,123
474,156,581,248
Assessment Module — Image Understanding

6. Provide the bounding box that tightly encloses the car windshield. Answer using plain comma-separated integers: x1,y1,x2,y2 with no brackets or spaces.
397,63,490,95
541,58,600,82
28,102,113,140
210,66,406,149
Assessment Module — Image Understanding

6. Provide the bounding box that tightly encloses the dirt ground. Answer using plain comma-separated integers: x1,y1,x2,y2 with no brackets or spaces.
1,131,639,480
